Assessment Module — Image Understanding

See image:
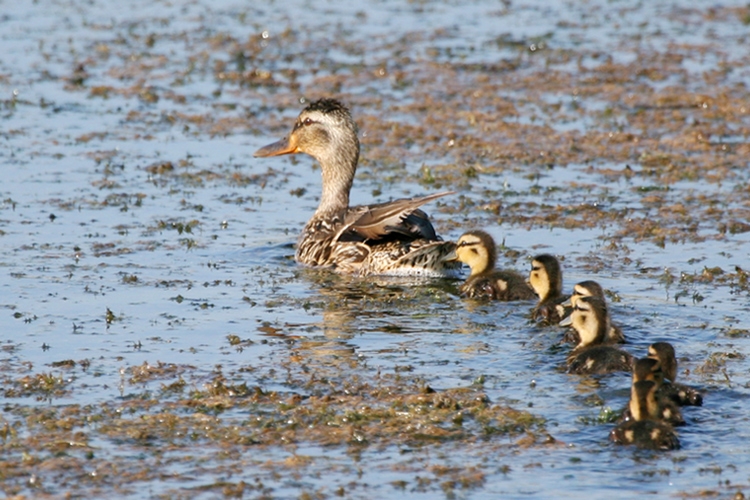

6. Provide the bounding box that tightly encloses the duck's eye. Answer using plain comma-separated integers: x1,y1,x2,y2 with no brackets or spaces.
531,265,540,271
303,117,314,126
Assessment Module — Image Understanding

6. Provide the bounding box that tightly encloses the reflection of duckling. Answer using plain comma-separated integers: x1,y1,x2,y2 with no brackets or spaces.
560,280,625,344
254,98,460,276
562,296,633,374
448,230,536,301
528,254,567,323
648,342,703,406
610,380,681,451
621,358,684,426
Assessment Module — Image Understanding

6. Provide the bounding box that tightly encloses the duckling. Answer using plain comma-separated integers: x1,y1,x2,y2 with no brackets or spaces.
254,98,461,277
561,296,633,375
620,358,684,426
632,357,664,384
648,342,703,406
610,380,681,451
447,230,536,301
528,254,567,323
560,280,625,345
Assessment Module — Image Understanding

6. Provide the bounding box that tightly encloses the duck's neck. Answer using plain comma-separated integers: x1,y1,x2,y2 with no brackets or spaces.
540,281,561,302
547,276,563,302
579,319,607,348
314,134,359,216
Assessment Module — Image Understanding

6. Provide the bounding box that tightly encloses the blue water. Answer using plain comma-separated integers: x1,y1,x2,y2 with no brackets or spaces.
2,0,750,498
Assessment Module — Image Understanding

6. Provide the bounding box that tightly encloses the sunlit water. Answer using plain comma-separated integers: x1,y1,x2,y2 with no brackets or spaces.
2,0,750,498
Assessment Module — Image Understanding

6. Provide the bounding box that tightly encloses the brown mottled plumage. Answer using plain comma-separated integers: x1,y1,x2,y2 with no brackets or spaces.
528,254,567,324
447,230,535,300
254,98,460,277
610,380,681,451
561,296,633,374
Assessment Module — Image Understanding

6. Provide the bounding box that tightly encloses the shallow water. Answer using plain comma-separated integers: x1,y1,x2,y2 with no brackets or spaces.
2,0,750,498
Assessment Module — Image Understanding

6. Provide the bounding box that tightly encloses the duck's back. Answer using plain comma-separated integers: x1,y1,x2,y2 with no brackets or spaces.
610,420,680,450
567,345,634,375
296,200,460,277
461,270,536,301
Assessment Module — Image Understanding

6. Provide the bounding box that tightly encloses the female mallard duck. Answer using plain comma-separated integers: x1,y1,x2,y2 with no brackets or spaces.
447,230,536,300
560,280,625,344
648,342,703,406
620,358,684,426
561,296,633,374
254,98,460,277
610,380,681,450
528,254,567,323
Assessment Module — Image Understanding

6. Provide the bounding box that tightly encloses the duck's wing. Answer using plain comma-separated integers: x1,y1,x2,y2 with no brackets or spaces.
341,191,454,241
362,238,461,277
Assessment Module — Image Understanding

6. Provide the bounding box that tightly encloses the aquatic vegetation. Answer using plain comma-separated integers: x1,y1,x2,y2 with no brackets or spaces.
2,0,750,498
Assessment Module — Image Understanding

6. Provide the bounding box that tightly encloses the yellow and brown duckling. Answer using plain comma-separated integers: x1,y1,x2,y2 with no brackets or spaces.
254,98,460,277
528,254,567,324
648,342,703,406
561,296,633,375
610,380,681,451
619,358,684,426
560,280,625,345
447,230,536,301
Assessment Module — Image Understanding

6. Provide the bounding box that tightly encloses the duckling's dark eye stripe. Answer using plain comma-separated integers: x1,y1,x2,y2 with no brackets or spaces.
458,241,479,248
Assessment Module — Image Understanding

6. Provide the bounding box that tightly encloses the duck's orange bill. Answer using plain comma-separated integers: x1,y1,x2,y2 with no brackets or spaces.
253,137,299,157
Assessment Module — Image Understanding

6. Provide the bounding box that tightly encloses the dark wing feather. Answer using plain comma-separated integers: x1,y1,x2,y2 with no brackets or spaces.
346,191,453,240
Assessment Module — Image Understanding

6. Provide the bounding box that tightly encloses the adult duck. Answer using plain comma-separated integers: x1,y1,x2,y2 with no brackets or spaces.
255,98,460,276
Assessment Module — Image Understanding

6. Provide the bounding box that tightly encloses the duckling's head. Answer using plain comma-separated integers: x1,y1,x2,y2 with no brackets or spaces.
564,296,608,348
629,380,659,421
632,357,664,385
528,254,562,301
647,342,678,382
254,99,360,210
570,280,605,308
450,230,497,276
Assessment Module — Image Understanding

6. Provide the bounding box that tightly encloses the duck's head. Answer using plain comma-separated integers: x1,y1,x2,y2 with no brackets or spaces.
447,230,497,276
569,280,605,308
647,342,678,382
254,98,359,211
629,380,659,421
632,357,664,385
528,254,562,301
559,295,608,348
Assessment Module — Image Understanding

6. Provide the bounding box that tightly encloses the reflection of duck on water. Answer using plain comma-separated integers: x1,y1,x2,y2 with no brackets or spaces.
255,98,459,277
447,230,535,301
